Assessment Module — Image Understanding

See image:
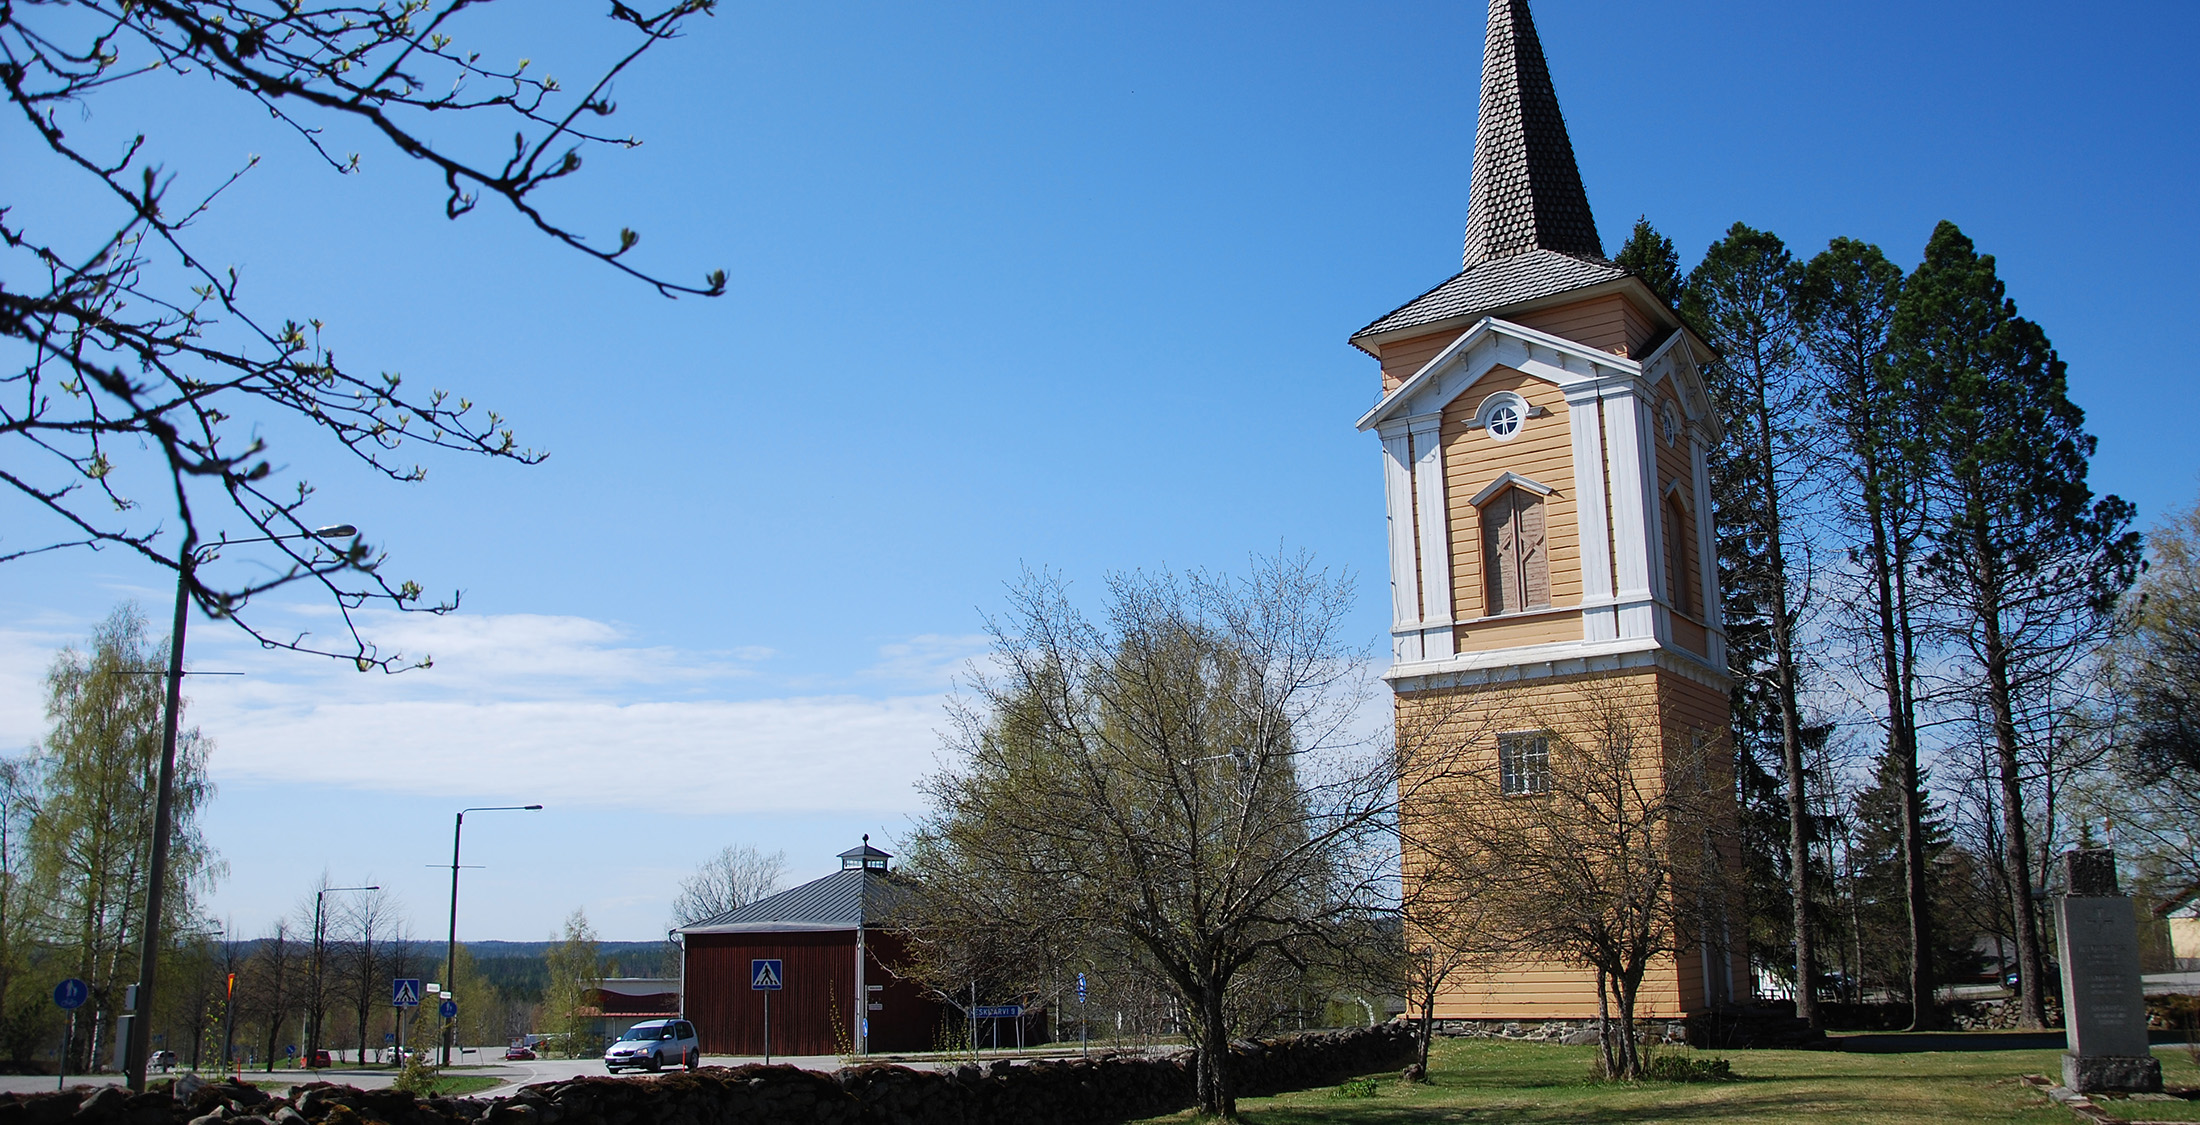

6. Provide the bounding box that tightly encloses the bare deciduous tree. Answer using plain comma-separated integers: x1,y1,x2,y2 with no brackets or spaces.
899,555,1409,1118
671,845,788,926
1425,686,1731,1080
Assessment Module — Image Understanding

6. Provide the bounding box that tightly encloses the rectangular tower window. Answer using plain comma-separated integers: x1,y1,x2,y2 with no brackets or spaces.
1498,732,1550,795
1481,487,1550,616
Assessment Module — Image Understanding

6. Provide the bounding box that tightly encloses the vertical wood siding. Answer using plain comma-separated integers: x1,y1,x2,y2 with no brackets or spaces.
1442,367,1578,644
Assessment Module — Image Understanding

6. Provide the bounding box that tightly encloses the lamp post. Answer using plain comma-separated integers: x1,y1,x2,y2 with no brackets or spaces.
308,885,378,1068
126,523,355,1092
445,805,542,1065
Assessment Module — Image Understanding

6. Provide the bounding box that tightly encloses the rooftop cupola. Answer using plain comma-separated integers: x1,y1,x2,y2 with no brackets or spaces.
1460,0,1602,268
840,835,891,871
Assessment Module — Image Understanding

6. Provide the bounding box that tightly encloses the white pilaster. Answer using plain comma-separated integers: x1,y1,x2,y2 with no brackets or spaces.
1381,424,1423,663
1408,414,1454,659
1568,388,1616,642
1604,384,1658,639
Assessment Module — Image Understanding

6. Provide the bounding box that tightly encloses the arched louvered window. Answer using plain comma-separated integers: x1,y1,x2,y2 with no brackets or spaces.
1481,486,1549,616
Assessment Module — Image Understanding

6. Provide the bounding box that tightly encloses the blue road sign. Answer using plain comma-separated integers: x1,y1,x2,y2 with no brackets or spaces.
973,1005,1022,1019
53,979,89,1010
392,978,422,1007
286,1044,298,1057
384,1033,395,1045
438,998,458,1020
1076,972,1087,1003
750,959,783,990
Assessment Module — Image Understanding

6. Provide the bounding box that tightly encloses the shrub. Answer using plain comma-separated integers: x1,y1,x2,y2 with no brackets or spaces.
1333,1075,1380,1099
1640,1054,1734,1083
392,1054,440,1096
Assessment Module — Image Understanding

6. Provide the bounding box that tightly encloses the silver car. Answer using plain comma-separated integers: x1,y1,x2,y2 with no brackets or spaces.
604,1019,700,1072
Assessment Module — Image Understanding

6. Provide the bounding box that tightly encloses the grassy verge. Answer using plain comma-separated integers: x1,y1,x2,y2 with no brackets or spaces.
1137,1035,2200,1125
417,1074,506,1097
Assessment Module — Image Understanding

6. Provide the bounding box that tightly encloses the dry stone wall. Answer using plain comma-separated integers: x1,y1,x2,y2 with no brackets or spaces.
0,1026,1413,1125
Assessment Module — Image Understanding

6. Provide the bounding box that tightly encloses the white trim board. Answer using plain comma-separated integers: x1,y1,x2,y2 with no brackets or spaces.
1355,316,1646,433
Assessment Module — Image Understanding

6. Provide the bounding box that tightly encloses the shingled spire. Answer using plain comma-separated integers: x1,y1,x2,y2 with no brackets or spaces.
1461,0,1602,268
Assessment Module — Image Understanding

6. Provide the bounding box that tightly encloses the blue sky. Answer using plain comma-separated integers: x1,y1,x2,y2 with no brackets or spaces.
3,0,2195,941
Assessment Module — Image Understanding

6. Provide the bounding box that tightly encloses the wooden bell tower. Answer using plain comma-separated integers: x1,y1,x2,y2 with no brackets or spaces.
1355,0,1740,1022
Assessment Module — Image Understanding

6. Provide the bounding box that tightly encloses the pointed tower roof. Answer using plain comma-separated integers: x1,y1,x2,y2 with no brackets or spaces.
1461,0,1602,268
1352,0,1633,354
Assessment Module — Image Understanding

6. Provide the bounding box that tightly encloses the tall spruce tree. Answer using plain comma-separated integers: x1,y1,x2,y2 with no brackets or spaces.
1686,223,1824,1026
1799,237,1941,1028
1893,221,2141,1028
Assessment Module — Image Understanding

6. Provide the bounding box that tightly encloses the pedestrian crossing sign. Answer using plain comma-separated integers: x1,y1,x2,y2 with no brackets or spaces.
392,978,422,1007
751,959,783,990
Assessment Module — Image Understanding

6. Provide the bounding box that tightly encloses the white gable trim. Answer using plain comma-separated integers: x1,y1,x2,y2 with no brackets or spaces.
1468,471,1556,508
1639,328,1724,444
1355,317,1643,433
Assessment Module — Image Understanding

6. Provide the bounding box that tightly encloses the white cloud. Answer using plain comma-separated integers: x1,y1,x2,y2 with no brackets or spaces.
8,607,951,816
196,693,943,813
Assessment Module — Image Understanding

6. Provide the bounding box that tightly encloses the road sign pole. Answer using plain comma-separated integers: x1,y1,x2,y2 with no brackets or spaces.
762,990,770,1065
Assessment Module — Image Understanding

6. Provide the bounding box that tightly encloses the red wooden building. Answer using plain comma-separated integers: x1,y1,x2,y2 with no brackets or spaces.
679,841,946,1056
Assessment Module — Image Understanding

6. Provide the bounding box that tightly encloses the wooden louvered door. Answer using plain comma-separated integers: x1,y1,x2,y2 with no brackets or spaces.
1482,488,1549,616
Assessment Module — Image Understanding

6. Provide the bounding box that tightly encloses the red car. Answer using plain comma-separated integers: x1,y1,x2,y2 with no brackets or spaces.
504,1045,537,1061
308,1049,332,1068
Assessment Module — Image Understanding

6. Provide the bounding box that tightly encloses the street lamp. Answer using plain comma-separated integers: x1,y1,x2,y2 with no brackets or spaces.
127,523,356,1092
445,805,542,1065
308,885,379,1068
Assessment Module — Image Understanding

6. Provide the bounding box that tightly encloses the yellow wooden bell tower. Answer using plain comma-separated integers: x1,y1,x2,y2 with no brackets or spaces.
1356,0,1739,1022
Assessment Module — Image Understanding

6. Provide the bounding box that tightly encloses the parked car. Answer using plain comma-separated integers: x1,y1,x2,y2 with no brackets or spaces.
308,1049,333,1068
148,1050,175,1072
504,1044,537,1061
604,1020,699,1073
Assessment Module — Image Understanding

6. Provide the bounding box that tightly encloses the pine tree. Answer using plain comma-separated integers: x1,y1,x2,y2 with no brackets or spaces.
1686,223,1824,1026
1893,221,2141,1027
1615,217,1683,306
1800,236,1942,1028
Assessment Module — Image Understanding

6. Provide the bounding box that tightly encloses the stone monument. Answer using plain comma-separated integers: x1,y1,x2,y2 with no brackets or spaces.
2055,848,2161,1093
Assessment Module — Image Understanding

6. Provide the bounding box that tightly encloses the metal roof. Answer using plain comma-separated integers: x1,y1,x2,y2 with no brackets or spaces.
1351,250,1629,344
678,867,914,935
1461,0,1602,268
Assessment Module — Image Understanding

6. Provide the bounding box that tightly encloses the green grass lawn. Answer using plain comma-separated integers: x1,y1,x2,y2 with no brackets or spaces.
1137,1035,2200,1124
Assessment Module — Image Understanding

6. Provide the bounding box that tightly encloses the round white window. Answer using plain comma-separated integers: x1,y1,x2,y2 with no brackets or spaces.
1661,401,1680,447
1478,393,1528,441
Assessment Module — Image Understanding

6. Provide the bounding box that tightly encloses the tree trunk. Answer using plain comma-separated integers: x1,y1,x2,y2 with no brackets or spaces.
1756,396,1817,1030
1976,538,2047,1029
1866,469,1938,1029
1595,968,1615,1080
1194,985,1234,1118
1616,972,1643,1080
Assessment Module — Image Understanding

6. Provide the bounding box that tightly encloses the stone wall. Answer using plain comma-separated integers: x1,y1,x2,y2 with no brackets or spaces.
0,1025,1414,1125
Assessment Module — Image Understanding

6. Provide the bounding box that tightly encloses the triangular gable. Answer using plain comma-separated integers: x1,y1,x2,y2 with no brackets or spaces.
1636,328,1724,444
1355,316,1642,433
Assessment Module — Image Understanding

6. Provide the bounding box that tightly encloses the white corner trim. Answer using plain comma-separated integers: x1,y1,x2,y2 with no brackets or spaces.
1468,471,1556,508
1383,432,1418,630
1355,317,1643,433
1411,422,1455,659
